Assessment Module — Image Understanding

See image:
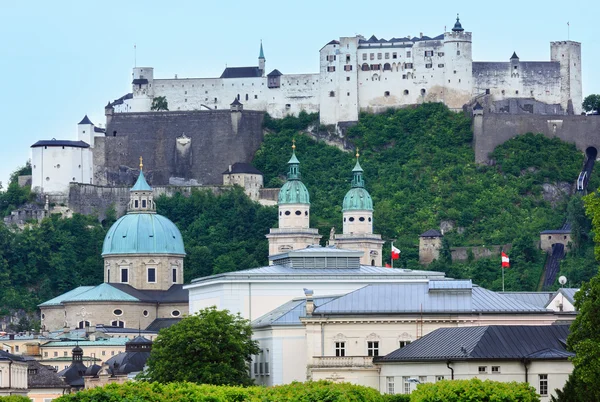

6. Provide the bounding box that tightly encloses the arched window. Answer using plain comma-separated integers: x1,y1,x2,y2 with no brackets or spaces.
111,320,125,328
77,321,91,329
361,63,370,71
371,259,375,266
421,88,426,96
384,91,390,97
245,94,249,101
403,90,409,95
383,63,391,71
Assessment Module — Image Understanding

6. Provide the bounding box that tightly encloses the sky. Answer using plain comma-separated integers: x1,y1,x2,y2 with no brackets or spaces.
0,0,598,186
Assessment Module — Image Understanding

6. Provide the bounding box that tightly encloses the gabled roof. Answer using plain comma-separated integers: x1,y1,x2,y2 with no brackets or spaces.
420,229,442,237
223,163,263,175
326,40,340,46
230,98,242,106
145,318,182,332
220,66,262,79
252,296,337,328
545,288,580,308
78,115,93,125
376,325,572,362
31,140,90,149
473,102,483,111
267,69,282,77
313,281,550,315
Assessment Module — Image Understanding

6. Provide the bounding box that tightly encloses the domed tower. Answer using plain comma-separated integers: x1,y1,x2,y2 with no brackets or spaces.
333,150,384,266
266,141,321,259
102,157,186,290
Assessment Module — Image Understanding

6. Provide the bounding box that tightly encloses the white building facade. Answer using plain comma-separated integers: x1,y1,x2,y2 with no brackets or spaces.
114,17,581,125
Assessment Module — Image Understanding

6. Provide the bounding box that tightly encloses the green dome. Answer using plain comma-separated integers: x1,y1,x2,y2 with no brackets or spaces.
278,180,310,204
102,213,185,256
342,187,373,211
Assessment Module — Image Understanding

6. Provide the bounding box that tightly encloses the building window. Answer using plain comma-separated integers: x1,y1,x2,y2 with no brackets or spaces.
370,53,374,60
143,310,149,317
335,342,346,357
44,352,48,357
327,66,336,72
367,341,379,357
438,64,445,68
329,91,335,97
404,90,409,95
142,199,147,208
399,341,411,348
147,267,156,283
384,91,390,97
134,200,139,208
405,63,413,69
406,51,411,58
344,65,352,71
362,63,370,71
113,309,123,316
377,53,382,60
327,55,336,62
362,54,367,60
419,376,427,384
425,63,432,68
54,351,58,357
172,267,177,282
438,52,445,57
478,366,487,374
385,52,390,59
121,267,129,283
457,50,460,55
346,76,350,81
491,366,500,373
403,376,411,394
539,374,548,396
102,351,106,356
392,52,398,59
387,376,395,394
111,320,125,328
171,310,181,317
77,321,90,329
436,375,444,382
424,50,434,57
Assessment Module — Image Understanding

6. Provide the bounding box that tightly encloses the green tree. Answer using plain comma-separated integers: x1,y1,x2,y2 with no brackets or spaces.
564,268,600,401
582,94,600,114
151,96,169,111
144,307,260,385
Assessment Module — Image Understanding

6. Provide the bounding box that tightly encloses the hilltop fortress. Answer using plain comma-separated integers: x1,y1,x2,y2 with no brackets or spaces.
113,16,581,125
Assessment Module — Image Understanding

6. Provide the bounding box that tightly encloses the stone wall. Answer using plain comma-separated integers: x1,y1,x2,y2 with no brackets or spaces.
97,110,264,186
474,113,600,163
68,183,227,221
450,244,511,262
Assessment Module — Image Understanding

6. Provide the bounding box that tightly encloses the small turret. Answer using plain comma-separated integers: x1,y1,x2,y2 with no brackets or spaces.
342,149,374,235
129,157,155,213
452,14,464,32
78,115,94,146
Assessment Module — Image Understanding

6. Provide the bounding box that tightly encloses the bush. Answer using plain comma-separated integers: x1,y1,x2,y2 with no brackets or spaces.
56,381,386,402
410,379,539,402
382,394,411,402
0,397,32,402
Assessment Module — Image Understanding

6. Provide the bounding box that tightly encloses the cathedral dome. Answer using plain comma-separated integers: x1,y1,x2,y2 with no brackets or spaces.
102,163,185,256
101,213,185,256
342,187,373,211
278,180,310,204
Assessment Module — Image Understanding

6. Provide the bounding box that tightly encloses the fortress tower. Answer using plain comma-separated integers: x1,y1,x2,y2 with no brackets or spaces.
442,15,473,109
266,142,321,259
550,40,582,114
259,42,266,77
131,67,154,112
332,151,384,266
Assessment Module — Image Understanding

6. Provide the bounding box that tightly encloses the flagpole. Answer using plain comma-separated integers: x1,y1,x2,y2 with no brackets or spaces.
391,241,394,269
502,258,505,292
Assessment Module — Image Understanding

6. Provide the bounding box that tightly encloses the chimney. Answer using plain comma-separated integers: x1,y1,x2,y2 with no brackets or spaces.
229,165,232,173
304,288,314,316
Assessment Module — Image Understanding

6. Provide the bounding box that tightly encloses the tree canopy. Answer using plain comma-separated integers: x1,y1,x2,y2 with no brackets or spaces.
582,94,600,114
143,307,259,385
151,96,169,111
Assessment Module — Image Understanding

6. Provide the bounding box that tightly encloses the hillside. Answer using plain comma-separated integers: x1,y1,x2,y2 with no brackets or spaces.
0,103,597,324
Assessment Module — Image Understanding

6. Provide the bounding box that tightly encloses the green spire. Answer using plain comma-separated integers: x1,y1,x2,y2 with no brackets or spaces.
351,148,365,188
130,157,152,192
259,41,265,59
287,139,300,180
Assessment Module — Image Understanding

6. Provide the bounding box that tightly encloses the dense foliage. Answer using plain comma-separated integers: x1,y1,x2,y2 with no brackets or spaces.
0,397,31,402
144,307,260,385
255,104,595,290
410,379,539,402
56,380,385,402
0,162,34,217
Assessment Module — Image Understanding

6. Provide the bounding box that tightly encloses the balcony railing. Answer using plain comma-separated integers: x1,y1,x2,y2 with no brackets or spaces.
310,356,375,368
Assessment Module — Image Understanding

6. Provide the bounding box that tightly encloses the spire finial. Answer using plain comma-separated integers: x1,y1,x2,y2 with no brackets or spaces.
457,13,460,21
139,156,143,171
292,138,296,151
356,147,360,160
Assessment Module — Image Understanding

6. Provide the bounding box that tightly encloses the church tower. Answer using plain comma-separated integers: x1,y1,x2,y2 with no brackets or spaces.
333,150,384,266
266,141,321,259
258,41,266,77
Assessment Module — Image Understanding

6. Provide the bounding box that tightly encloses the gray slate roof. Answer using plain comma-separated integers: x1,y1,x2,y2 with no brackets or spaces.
78,115,93,125
223,163,263,175
500,291,554,307
146,318,181,332
313,281,551,315
376,325,572,362
27,360,69,389
220,66,262,79
420,229,442,237
252,296,337,328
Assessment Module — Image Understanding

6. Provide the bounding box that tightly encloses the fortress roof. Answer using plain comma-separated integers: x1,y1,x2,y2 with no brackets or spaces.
220,66,262,79
78,115,93,125
267,69,282,77
31,140,90,149
420,229,442,237
358,34,444,45
223,162,263,175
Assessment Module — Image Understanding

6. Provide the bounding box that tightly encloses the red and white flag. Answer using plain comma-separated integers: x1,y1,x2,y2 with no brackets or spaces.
391,245,401,260
501,252,510,268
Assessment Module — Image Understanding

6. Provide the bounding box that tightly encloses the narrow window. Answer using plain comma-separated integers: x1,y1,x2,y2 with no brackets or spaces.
147,267,156,283
142,199,147,208
134,200,139,208
121,268,129,283
403,377,411,394
539,374,548,396
335,341,346,357
387,376,395,394
362,53,367,60
399,340,411,348
107,268,110,282
367,341,379,357
172,267,177,282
